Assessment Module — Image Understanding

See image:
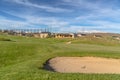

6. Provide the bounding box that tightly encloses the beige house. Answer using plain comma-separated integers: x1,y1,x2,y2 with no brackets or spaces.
112,36,120,40
33,32,50,38
94,35,102,38
55,33,75,38
77,33,86,37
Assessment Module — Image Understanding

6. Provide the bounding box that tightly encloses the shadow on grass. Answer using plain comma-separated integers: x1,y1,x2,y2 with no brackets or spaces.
39,58,55,72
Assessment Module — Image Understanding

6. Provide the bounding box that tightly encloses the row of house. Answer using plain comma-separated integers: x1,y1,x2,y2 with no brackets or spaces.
1,30,120,39
0,30,79,38
7,32,103,38
0,30,101,38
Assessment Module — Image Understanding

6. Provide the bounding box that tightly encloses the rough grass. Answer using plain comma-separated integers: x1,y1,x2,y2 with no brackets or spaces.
0,34,120,80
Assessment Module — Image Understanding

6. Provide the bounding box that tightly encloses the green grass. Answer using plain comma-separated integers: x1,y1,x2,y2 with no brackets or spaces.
1,34,120,80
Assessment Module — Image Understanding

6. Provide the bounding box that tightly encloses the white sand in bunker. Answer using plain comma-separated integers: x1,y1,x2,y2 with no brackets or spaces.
45,57,120,74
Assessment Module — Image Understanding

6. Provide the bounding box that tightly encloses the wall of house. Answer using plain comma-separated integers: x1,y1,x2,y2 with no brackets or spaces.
40,33,48,38
33,33,49,38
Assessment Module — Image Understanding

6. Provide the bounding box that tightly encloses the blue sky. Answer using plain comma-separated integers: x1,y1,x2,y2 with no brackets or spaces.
0,0,120,33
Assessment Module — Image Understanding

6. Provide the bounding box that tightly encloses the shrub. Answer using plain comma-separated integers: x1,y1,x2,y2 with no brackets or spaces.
0,38,11,41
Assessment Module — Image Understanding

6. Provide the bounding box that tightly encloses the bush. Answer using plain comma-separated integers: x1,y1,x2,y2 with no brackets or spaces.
0,38,11,41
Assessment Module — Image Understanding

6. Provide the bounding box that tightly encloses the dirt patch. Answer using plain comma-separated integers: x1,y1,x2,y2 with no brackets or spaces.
44,57,120,74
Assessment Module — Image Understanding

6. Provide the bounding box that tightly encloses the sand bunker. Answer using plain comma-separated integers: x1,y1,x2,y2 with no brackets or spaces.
44,57,120,74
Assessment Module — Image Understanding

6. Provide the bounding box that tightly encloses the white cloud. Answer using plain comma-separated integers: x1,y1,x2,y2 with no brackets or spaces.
0,18,29,29
0,11,69,30
24,16,69,27
57,25,105,33
63,0,120,19
0,14,32,29
62,0,100,10
74,4,120,32
7,0,72,13
90,20,120,29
